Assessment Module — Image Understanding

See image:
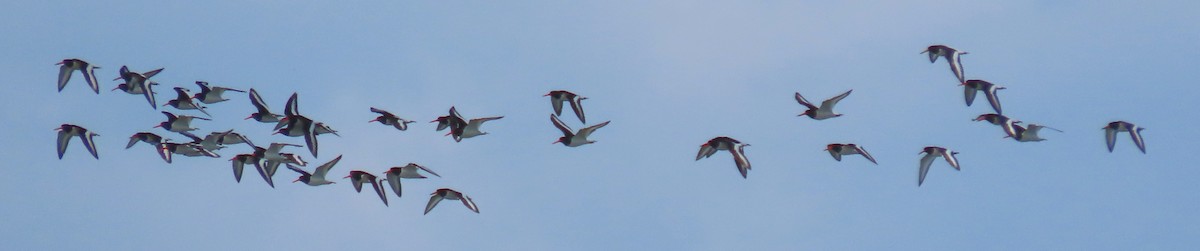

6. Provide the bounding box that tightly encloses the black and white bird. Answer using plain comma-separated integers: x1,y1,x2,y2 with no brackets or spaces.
229,154,261,184
288,155,342,186
56,58,101,94
177,131,225,152
922,45,968,83
345,171,389,206
549,114,610,147
113,66,162,109
156,142,219,164
795,90,852,120
274,93,334,157
544,90,588,123
165,87,211,117
55,124,99,159
961,80,1005,114
369,107,415,131
431,116,453,131
380,163,441,198
192,81,245,104
973,113,1021,138
126,132,168,149
1104,121,1147,153
244,88,282,123
918,146,960,186
696,137,752,178
155,111,209,133
445,107,503,142
1007,123,1063,142
825,143,878,165
424,188,479,215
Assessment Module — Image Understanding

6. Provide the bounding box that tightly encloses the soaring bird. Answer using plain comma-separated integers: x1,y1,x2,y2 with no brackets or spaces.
922,45,968,83
165,87,211,117
369,107,415,131
1104,121,1147,153
1007,123,1063,142
192,81,245,104
381,163,442,198
126,132,168,149
56,58,101,94
549,114,610,147
288,155,342,186
445,107,503,142
961,80,1005,114
696,137,752,178
156,142,219,164
795,90,852,120
230,154,261,183
973,113,1021,138
825,143,878,165
918,146,960,186
545,90,588,123
113,66,162,109
244,88,282,123
345,171,389,206
55,124,99,159
155,111,210,133
424,188,479,215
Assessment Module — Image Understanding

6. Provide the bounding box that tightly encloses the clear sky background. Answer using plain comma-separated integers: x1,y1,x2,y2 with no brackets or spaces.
2,1,1198,250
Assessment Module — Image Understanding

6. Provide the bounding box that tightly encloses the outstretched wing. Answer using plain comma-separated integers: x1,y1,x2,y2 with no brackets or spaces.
855,145,877,165
549,114,574,137
577,121,610,139
819,90,852,114
568,95,586,124
794,92,816,109
313,155,342,178
424,193,444,215
249,88,272,114
1129,127,1147,153
918,153,935,186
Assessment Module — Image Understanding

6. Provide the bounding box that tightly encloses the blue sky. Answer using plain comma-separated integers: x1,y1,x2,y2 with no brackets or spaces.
2,1,1198,250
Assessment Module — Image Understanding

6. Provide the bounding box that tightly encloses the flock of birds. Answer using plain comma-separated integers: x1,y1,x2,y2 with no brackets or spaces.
51,44,1148,214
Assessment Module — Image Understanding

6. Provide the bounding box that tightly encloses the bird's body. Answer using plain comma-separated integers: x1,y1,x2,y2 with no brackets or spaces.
230,154,261,183
155,111,210,133
918,146,960,186
56,58,101,94
696,137,752,178
1009,123,1063,142
549,114,610,147
113,66,162,109
795,90,852,120
974,113,1021,138
193,81,245,104
825,143,878,165
381,163,441,198
288,155,342,186
165,87,211,117
157,142,219,163
445,107,502,142
425,188,479,215
962,80,1005,114
369,107,415,131
55,124,99,159
545,90,588,123
1104,121,1146,153
126,132,167,149
345,171,388,206
245,88,282,123
922,45,968,83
